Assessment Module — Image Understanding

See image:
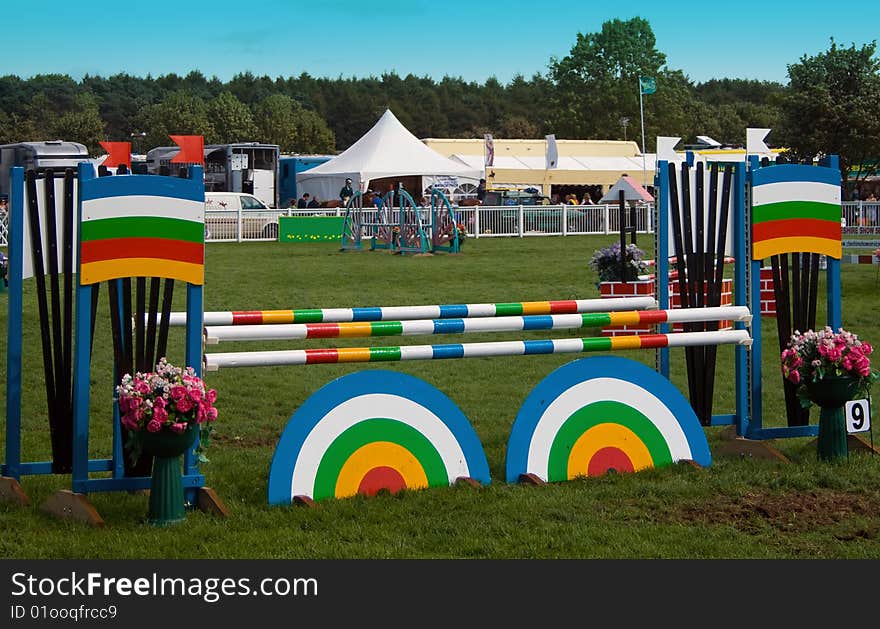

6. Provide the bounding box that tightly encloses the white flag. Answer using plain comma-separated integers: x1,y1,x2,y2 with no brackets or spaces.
546,134,558,169
484,133,495,167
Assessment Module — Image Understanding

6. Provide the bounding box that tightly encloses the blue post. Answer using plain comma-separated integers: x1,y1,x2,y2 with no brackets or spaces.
183,165,205,501
656,160,670,377
736,160,752,436
3,167,25,480
71,162,97,493
821,155,842,330
111,279,126,481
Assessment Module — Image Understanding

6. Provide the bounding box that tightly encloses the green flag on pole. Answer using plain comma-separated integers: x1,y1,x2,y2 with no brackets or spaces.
639,76,656,95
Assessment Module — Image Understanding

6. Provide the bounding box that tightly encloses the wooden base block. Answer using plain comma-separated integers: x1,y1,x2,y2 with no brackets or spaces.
714,435,791,463
805,433,880,456
847,433,880,454
0,477,31,506
454,476,482,488
196,486,230,518
518,473,547,486
293,495,318,508
677,459,703,469
41,490,105,528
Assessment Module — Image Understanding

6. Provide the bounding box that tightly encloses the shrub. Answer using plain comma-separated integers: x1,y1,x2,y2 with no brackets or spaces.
590,242,648,282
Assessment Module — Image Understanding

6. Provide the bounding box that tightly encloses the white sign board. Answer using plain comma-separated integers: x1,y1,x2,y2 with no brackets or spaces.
230,154,248,171
845,399,871,433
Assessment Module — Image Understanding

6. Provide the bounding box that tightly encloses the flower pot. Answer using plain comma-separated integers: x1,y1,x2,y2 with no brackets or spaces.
805,375,859,408
806,375,858,462
136,424,199,526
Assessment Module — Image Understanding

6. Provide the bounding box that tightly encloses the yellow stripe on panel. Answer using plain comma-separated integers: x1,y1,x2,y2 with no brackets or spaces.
753,236,841,261
80,258,204,285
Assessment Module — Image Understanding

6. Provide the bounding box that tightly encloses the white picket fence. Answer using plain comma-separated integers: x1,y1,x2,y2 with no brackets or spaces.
1,202,877,247
201,203,655,243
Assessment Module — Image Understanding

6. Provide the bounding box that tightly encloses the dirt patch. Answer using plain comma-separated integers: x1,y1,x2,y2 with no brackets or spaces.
667,489,879,537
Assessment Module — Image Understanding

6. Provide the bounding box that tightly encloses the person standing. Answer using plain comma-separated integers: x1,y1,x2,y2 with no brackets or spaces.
307,194,321,209
339,178,354,205
476,178,486,204
297,193,310,209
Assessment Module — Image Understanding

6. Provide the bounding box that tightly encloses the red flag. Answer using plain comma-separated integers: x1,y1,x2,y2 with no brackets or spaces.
99,141,132,169
170,135,204,165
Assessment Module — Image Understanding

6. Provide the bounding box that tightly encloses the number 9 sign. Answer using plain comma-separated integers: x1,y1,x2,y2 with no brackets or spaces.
845,399,872,433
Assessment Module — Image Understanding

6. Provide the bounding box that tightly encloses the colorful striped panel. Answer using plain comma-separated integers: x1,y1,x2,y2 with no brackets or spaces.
79,175,205,285
751,164,841,260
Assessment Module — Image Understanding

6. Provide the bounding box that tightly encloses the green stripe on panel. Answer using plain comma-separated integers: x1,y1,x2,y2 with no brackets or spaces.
81,216,204,243
752,200,840,224
312,418,448,500
547,401,673,481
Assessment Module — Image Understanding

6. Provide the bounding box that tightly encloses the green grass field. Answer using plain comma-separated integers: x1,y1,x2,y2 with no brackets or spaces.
2,235,880,559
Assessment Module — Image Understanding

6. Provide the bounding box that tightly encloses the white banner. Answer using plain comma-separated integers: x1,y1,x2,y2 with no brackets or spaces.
545,134,558,170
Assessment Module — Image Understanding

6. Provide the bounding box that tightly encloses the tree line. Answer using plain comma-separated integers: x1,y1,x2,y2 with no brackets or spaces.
0,18,877,183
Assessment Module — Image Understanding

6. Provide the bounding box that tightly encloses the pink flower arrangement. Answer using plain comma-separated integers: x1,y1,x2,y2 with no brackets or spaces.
781,327,879,407
116,358,218,458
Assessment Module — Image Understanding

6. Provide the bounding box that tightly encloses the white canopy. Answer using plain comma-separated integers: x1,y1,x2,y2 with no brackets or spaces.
296,109,481,201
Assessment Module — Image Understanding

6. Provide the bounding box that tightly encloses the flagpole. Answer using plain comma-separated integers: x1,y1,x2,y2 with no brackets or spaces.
639,77,647,187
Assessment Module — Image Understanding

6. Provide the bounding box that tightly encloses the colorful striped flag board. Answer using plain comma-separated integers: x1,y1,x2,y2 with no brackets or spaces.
751,164,842,260
79,175,205,285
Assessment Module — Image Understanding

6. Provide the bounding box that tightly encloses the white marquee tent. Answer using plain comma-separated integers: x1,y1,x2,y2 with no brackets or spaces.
296,109,481,202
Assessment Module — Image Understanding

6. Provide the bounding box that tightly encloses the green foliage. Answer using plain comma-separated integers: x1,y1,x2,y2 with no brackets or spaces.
206,91,258,144
778,38,880,181
52,93,105,153
252,93,299,152
589,241,649,281
694,78,786,106
249,92,335,153
293,107,336,154
548,17,669,143
139,90,214,150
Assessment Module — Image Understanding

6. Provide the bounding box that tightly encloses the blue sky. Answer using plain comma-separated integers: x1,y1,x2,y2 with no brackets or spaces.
4,1,878,85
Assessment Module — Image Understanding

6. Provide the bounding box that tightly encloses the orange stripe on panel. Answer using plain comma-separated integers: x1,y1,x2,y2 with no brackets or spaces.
81,237,203,265
753,218,840,243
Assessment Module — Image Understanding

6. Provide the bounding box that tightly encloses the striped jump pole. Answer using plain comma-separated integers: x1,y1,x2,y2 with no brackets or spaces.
204,329,752,371
204,306,752,344
168,296,658,327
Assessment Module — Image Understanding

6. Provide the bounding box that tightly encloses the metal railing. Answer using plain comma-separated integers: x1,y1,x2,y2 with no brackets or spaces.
205,204,654,242
842,201,880,234
455,204,653,238
1,201,876,248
